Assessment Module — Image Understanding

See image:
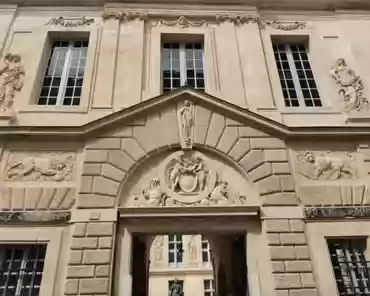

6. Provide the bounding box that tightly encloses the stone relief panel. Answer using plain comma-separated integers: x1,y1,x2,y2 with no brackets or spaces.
296,151,356,181
122,150,256,208
3,152,76,182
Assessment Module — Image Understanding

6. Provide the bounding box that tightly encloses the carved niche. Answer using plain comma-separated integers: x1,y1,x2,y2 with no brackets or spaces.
4,152,76,182
296,151,356,181
330,58,369,113
130,151,247,207
0,53,25,113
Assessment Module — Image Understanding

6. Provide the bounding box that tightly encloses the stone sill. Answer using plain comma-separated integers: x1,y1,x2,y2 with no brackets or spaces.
280,107,342,115
17,105,88,114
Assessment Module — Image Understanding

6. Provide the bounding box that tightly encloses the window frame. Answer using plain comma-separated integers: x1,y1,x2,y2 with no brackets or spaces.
201,236,211,264
203,279,214,296
307,221,370,296
0,227,63,296
272,42,321,108
168,234,183,265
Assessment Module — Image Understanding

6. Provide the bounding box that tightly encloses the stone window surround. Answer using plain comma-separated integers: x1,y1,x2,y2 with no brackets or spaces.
146,25,219,100
114,220,275,296
263,30,332,112
15,26,99,114
0,226,63,296
307,221,370,296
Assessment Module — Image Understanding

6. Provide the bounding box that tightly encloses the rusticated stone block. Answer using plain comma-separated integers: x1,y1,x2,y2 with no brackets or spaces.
270,246,296,260
99,237,113,249
285,261,312,273
67,265,94,278
121,138,146,161
248,163,272,182
108,150,135,172
79,278,109,294
274,274,301,289
264,150,288,162
290,219,304,232
86,138,121,150
73,223,87,237
229,138,251,161
85,150,108,163
206,113,225,147
272,163,291,175
217,126,238,154
280,175,295,192
262,193,298,206
101,164,125,183
83,250,111,264
93,177,119,197
65,279,79,295
267,233,280,245
272,261,285,273
265,219,290,232
276,290,289,296
80,176,93,193
295,246,310,259
86,222,114,237
95,265,110,277
239,149,264,173
71,238,98,250
257,176,281,195
250,138,285,149
68,251,83,264
279,234,306,245
290,289,318,296
77,194,115,209
300,273,315,287
238,126,269,137
82,164,101,176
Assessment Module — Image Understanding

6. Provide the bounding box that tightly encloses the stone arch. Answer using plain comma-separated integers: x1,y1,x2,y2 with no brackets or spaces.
79,108,297,208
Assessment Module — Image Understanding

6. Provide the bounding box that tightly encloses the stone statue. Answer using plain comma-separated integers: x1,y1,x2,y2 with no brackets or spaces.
5,157,72,181
209,180,229,204
298,151,355,180
188,235,198,262
330,58,368,112
179,100,193,146
0,53,25,112
133,178,166,207
169,279,183,296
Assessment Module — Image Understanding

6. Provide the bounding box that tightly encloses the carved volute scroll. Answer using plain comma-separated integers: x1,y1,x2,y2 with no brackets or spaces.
330,58,369,113
45,16,94,27
178,100,194,150
0,53,25,115
129,151,249,208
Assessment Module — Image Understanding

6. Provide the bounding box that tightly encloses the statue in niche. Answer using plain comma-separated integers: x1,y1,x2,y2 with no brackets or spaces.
133,178,167,207
188,235,198,262
330,58,369,112
169,279,183,296
0,53,25,112
153,236,164,262
167,155,209,194
297,151,355,180
179,100,193,146
5,156,74,182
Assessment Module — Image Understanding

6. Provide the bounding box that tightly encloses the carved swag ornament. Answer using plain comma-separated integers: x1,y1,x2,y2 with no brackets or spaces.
297,151,355,180
131,151,246,207
330,58,369,112
0,53,25,112
45,16,94,27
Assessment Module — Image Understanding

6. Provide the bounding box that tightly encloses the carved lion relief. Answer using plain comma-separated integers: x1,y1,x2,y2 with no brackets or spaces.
4,152,76,182
130,151,247,207
296,151,356,181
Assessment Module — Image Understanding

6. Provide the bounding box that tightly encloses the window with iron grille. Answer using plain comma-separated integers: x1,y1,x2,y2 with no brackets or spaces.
161,42,205,93
201,236,211,263
203,279,214,296
168,234,183,264
38,40,88,106
0,244,47,296
327,238,370,296
272,43,321,108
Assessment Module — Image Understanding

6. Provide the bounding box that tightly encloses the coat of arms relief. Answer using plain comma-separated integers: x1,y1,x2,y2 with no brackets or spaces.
130,151,247,207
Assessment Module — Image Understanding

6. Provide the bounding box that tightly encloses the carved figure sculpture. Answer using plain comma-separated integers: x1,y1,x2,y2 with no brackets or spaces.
330,58,368,112
298,151,354,180
209,180,230,204
179,100,193,146
0,53,25,111
6,157,71,181
188,235,198,262
133,178,166,207
169,279,183,296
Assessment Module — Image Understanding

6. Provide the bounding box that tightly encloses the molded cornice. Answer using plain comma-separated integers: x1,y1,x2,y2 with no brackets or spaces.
2,87,370,141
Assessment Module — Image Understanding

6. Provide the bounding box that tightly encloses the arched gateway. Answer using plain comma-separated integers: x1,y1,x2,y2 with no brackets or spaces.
76,88,292,296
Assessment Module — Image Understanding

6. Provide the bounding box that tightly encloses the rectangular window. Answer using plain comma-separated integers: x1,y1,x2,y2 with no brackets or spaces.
38,40,88,106
327,238,370,296
202,236,211,263
204,279,214,296
168,234,183,264
0,244,47,296
273,43,321,108
161,42,205,93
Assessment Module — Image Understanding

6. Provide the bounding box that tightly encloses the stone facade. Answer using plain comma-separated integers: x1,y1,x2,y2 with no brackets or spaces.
0,1,370,296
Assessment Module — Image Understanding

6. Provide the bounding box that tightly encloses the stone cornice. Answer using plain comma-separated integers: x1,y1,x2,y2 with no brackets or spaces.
3,88,370,140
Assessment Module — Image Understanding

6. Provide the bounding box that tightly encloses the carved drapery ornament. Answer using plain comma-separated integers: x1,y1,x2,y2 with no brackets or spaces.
264,20,306,30
130,151,247,208
330,58,369,112
153,16,208,28
297,151,356,180
45,16,94,27
102,11,147,21
4,152,76,182
178,100,194,149
305,207,370,219
0,211,71,224
0,53,25,113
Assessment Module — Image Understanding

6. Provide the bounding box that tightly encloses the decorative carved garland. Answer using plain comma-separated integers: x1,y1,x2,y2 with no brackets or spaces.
0,211,71,224
45,16,94,27
305,206,370,219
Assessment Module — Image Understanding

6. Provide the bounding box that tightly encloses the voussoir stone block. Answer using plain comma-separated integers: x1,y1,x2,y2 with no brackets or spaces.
239,149,264,172
101,164,126,183
257,175,281,195
86,222,114,237
238,126,269,138
83,250,111,264
87,138,121,150
108,150,135,172
228,138,251,161
274,274,301,289
217,126,238,154
79,278,109,294
206,113,225,148
248,163,272,182
93,177,119,197
264,150,288,162
121,138,146,161
279,175,296,192
272,163,291,175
